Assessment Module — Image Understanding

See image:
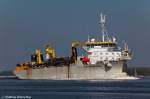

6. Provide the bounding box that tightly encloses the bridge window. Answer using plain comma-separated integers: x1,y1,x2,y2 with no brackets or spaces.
105,57,108,60
100,53,103,55
117,53,120,56
91,46,94,48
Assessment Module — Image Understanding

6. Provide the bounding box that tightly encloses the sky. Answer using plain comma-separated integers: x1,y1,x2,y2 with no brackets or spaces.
0,0,150,71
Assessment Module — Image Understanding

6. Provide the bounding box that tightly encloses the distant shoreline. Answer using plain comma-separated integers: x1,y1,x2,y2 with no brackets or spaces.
0,76,17,79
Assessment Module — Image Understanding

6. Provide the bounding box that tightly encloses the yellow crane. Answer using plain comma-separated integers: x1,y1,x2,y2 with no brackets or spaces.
45,44,56,60
35,49,43,64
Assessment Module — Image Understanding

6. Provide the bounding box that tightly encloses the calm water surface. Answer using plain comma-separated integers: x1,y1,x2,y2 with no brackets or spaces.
0,78,150,99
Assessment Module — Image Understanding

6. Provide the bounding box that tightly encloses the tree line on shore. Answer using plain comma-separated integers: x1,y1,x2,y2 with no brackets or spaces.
125,67,150,76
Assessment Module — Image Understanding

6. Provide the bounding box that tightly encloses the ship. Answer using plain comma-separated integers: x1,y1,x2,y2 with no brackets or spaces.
14,13,134,80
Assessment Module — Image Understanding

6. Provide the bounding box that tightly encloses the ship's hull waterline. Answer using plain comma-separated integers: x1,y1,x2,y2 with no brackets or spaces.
14,61,129,80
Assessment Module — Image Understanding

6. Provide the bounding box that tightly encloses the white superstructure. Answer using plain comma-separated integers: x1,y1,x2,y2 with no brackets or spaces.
82,13,132,65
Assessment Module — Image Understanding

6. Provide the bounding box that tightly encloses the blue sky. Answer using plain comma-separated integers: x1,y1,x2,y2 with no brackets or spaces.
0,0,150,70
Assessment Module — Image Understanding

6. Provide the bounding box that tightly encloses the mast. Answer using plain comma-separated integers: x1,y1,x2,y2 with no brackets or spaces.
99,13,110,42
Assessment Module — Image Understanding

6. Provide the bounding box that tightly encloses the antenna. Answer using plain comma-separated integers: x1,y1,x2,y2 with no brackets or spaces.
99,12,110,42
100,13,106,23
88,34,90,42
86,24,90,42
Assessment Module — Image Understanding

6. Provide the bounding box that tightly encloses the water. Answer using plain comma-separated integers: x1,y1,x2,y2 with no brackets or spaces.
0,78,150,99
